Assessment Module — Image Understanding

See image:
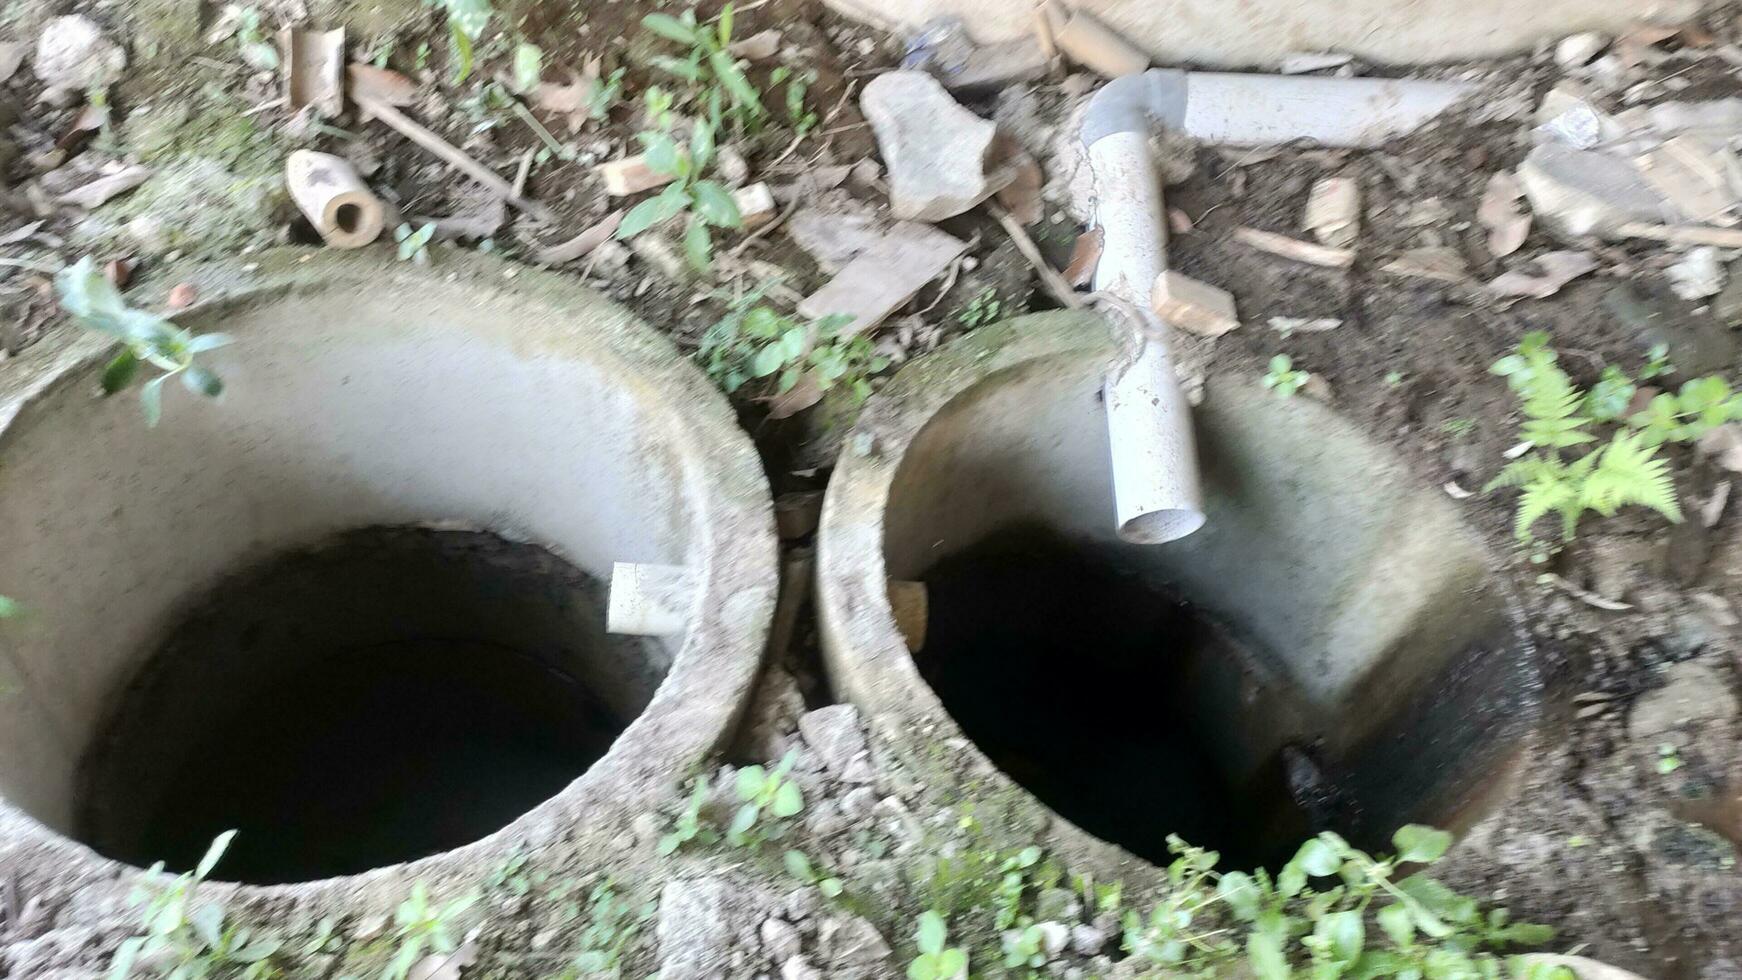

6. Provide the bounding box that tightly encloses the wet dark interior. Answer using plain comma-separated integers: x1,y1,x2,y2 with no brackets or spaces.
919,526,1351,871
78,528,652,884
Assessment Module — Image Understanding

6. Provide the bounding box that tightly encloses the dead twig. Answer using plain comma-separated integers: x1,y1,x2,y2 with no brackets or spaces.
989,204,1084,310
356,94,554,222
1543,573,1633,612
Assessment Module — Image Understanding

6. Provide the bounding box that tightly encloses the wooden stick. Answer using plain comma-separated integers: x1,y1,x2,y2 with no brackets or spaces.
1233,227,1356,268
355,94,554,222
990,204,1085,310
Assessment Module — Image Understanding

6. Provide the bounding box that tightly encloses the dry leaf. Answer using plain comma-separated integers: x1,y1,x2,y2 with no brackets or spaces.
55,102,109,151
346,63,419,107
0,220,45,245
0,41,26,83
1303,177,1360,248
1063,228,1103,287
728,29,782,61
1487,250,1598,299
1699,424,1742,473
56,164,150,209
1381,247,1469,283
1478,172,1531,258
764,373,823,420
994,154,1044,226
166,282,198,311
535,210,624,265
534,77,594,132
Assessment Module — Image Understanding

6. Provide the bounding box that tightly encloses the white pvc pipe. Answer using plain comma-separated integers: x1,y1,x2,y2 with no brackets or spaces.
1082,69,1473,545
1090,131,1206,544
606,562,693,636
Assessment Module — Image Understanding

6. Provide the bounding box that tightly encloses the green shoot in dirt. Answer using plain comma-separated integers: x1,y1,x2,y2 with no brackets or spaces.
729,748,805,846
957,288,1004,330
56,256,231,427
0,596,18,619
1120,826,1570,979
234,7,280,71
562,879,653,976
383,882,479,980
698,287,887,405
640,4,767,134
770,66,819,137
907,910,969,980
1658,743,1685,775
1487,333,1683,546
429,0,491,83
783,849,845,897
109,831,283,980
615,116,741,272
1263,354,1309,398
659,776,720,855
396,222,437,264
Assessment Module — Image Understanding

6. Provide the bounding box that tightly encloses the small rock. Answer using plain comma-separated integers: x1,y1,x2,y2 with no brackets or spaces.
530,929,559,951
736,662,808,762
1657,516,1712,586
631,812,663,846
1037,922,1071,957
659,879,763,980
781,956,823,980
1710,268,1742,326
841,753,877,786
1036,888,1081,923
1668,247,1726,300
1699,425,1742,473
760,918,803,964
34,16,126,91
782,886,821,923
861,71,998,221
840,786,877,821
818,915,892,968
1631,659,1738,742
1151,270,1240,337
1303,176,1360,248
805,799,846,838
1519,143,1670,238
798,704,869,778
1556,33,1609,69
1070,924,1109,957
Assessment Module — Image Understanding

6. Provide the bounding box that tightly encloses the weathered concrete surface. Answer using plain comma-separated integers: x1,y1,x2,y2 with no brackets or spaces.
823,0,1703,68
0,249,776,903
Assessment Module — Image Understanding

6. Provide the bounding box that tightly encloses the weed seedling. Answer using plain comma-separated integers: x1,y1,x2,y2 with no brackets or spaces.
429,0,492,83
615,115,741,271
56,256,231,426
566,879,653,976
640,4,767,134
783,849,845,898
383,883,479,980
1262,355,1309,398
956,288,1003,329
659,776,719,855
234,7,279,70
729,748,804,846
109,831,283,980
697,288,886,403
1658,743,1685,774
0,596,18,618
907,910,969,980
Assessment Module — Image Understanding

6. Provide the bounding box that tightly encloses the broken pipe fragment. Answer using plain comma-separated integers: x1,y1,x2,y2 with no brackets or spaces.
286,150,385,249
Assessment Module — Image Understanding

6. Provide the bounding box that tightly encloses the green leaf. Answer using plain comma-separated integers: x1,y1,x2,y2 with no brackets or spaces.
186,333,233,353
1377,904,1415,948
642,13,699,44
448,20,475,84
195,830,236,879
139,375,166,427
0,596,19,619
101,350,141,395
683,219,714,274
181,367,223,398
1218,871,1262,921
511,42,543,94
936,947,966,976
639,131,683,177
728,803,758,837
1317,910,1364,963
1247,931,1292,980
1291,838,1343,878
690,119,716,174
657,833,683,856
917,910,947,956
783,850,814,882
735,766,768,799
691,181,742,228
190,903,225,949
771,779,803,818
109,936,145,980
617,184,690,239
56,256,132,336
717,2,735,47
709,50,763,115
750,341,791,378
1392,825,1453,864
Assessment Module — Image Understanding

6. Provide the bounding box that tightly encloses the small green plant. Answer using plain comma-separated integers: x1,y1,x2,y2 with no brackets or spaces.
395,222,437,264
1629,375,1742,447
588,68,627,122
510,41,542,95
659,776,720,855
109,831,283,980
770,66,818,137
1002,922,1049,970
1120,826,1569,979
1658,743,1685,774
994,846,1043,931
728,748,804,845
1262,355,1309,398
956,288,1003,329
783,849,845,898
428,0,491,82
697,283,888,402
0,596,18,618
1441,418,1476,440
56,256,230,427
565,880,652,976
234,7,279,70
615,117,741,272
907,910,969,980
1487,333,1684,545
640,5,767,134
383,883,479,980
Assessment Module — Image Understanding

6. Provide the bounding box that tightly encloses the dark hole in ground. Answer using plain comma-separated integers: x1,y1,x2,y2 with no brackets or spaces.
78,527,660,884
918,526,1359,872
334,202,362,234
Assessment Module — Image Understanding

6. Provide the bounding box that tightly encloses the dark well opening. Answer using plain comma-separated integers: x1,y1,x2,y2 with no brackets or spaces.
917,526,1509,872
334,202,362,234
77,527,667,884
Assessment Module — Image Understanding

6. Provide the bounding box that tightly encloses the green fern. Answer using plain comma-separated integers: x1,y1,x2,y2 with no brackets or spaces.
1488,335,1684,545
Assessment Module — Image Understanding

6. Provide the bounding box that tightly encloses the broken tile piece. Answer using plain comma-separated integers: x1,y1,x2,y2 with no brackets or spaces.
861,71,998,221
798,224,966,336
1151,271,1239,337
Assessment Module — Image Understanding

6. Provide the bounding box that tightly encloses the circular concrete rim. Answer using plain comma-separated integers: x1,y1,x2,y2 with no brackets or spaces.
0,249,778,902
816,311,1536,875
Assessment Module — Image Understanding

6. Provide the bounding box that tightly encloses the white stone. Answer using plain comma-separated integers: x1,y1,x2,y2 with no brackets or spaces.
1555,33,1609,69
798,704,869,778
861,71,998,221
34,16,125,91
